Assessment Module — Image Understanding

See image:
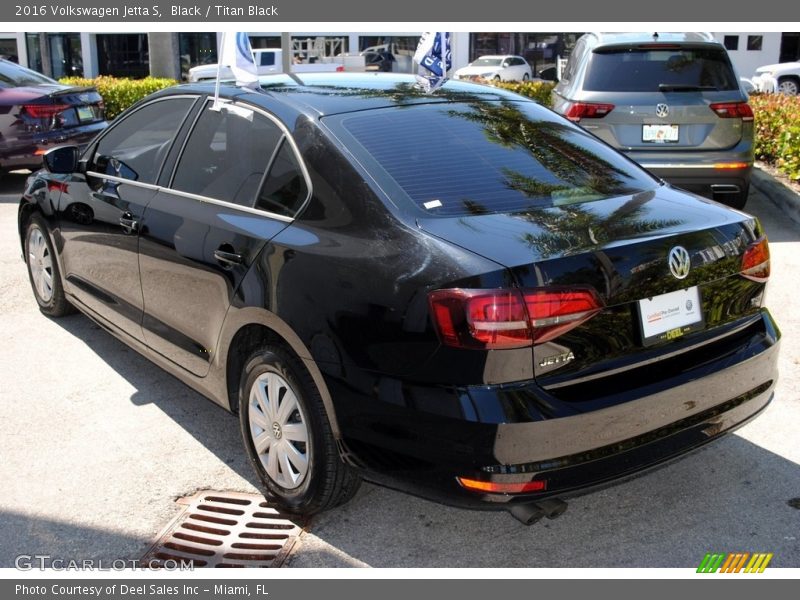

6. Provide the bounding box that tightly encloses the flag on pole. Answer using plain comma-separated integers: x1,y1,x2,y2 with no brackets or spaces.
211,32,259,111
414,32,452,93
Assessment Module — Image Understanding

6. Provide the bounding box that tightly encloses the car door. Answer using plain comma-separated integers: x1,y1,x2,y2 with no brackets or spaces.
137,99,310,376
57,95,198,340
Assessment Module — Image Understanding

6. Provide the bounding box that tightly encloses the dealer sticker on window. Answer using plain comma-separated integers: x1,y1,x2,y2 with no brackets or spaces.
638,286,704,346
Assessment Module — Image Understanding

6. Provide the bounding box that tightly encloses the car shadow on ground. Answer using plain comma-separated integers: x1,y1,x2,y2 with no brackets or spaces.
0,172,29,201
47,312,261,493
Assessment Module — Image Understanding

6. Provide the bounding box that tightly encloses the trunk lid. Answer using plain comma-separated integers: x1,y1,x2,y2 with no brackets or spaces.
419,186,766,386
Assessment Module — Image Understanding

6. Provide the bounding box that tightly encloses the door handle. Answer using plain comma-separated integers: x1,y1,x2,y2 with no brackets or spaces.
119,213,139,232
214,248,244,266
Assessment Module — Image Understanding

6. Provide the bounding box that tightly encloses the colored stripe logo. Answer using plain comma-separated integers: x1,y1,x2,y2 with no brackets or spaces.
697,552,773,573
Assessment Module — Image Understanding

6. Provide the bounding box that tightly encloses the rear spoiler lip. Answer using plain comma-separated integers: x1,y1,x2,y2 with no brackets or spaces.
592,42,724,54
45,85,99,98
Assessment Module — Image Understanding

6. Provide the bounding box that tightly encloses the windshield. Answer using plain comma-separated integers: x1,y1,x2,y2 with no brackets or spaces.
331,101,658,217
471,58,503,67
0,60,56,88
584,47,739,92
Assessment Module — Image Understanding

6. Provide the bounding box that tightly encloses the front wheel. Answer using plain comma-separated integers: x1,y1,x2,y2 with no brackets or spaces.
24,214,74,317
777,77,799,96
522,73,530,81
239,345,361,515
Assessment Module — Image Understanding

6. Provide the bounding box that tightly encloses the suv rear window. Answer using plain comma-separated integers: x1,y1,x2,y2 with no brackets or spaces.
583,47,739,92
332,102,657,216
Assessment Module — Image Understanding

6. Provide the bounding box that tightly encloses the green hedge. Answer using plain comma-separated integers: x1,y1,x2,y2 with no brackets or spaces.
494,81,800,183
59,76,179,120
490,80,557,107
750,93,800,181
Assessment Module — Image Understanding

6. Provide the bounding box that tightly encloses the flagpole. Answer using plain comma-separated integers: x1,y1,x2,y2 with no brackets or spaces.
211,32,224,111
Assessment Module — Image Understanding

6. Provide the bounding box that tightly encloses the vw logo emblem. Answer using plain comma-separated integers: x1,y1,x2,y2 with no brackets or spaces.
668,246,691,280
656,103,670,118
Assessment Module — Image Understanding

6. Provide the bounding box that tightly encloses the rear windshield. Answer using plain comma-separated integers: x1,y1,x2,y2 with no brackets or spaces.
331,102,657,216
0,60,55,88
584,47,738,92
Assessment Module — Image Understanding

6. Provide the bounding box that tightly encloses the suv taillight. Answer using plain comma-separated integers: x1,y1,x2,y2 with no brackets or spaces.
741,236,770,282
709,102,754,122
428,287,603,349
564,102,615,122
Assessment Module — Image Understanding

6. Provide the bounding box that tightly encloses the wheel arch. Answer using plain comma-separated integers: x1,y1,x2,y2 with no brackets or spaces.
219,307,342,439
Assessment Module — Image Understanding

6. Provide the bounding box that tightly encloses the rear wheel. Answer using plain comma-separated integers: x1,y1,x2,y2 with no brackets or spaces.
522,73,530,81
24,214,74,317
239,345,361,515
777,77,799,96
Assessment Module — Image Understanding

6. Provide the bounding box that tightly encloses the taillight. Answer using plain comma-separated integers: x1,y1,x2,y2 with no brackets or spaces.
741,236,770,282
564,102,615,122
428,287,603,349
709,102,754,122
22,104,70,119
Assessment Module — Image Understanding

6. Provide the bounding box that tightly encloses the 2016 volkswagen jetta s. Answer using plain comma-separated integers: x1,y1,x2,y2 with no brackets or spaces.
18,74,780,524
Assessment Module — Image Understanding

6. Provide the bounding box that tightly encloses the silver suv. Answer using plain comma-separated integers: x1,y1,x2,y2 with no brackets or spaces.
552,32,753,208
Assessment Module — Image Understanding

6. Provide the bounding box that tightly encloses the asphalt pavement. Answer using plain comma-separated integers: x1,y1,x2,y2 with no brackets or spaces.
1,171,798,568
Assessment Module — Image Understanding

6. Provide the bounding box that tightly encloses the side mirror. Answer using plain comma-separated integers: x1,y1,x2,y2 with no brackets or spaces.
43,146,79,174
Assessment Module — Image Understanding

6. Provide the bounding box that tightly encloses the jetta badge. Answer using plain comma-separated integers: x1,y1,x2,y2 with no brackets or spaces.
656,103,670,118
668,246,691,280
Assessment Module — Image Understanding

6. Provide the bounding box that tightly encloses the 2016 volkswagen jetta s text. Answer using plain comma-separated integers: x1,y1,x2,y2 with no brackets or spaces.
18,74,779,524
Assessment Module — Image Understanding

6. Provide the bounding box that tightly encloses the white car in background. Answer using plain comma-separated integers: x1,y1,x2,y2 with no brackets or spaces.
751,62,800,95
453,55,532,82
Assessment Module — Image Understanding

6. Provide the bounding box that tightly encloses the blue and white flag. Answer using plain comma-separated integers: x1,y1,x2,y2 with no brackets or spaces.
414,32,452,93
220,31,259,88
211,32,259,112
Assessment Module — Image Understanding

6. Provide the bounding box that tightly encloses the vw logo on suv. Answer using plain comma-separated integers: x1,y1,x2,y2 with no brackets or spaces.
668,246,691,279
656,103,670,118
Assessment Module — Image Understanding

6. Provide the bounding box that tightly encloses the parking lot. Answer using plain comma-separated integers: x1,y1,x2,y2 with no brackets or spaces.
1,170,798,568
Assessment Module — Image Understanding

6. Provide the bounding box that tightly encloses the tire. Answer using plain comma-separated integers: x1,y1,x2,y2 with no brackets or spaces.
723,183,749,210
24,214,74,317
777,77,799,96
522,73,530,81
494,75,501,82
239,345,361,515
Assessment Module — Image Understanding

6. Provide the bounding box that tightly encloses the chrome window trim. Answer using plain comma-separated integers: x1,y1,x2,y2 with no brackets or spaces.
165,96,313,221
85,171,294,223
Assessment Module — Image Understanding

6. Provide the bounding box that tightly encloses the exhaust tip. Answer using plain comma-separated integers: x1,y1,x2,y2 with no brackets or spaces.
509,503,546,526
536,498,568,520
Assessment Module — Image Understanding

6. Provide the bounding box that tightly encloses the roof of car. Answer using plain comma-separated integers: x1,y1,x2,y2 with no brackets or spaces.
168,73,536,117
586,32,719,48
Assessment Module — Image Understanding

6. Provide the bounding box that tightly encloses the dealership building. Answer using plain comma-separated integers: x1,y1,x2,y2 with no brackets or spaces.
0,31,798,81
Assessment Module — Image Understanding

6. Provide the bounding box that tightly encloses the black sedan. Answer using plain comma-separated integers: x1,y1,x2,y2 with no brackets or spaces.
0,59,106,174
17,74,780,524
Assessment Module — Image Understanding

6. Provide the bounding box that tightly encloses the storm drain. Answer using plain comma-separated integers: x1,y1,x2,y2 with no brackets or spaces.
142,491,306,568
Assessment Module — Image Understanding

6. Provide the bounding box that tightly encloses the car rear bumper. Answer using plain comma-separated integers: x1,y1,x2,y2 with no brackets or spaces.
0,121,106,170
628,145,753,201
333,310,780,509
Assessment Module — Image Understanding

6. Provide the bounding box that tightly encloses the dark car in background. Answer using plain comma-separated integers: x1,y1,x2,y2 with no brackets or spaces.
552,32,754,208
18,74,779,524
0,59,106,174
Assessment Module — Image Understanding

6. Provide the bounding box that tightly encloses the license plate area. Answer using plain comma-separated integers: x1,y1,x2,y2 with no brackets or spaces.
76,106,96,122
642,124,679,143
638,286,704,346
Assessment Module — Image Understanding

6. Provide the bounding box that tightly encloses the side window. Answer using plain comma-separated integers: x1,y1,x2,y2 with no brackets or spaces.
171,104,283,206
93,97,194,184
255,139,309,217
562,39,586,84
260,52,275,67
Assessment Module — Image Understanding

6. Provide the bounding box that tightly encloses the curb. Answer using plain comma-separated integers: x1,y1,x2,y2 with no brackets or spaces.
751,167,800,227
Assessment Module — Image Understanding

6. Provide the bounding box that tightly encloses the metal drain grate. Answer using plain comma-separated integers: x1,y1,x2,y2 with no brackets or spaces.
142,491,306,568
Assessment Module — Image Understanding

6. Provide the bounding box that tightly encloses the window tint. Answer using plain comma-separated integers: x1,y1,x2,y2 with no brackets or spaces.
335,103,656,216
583,47,739,92
172,104,283,206
255,139,309,217
94,97,194,184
